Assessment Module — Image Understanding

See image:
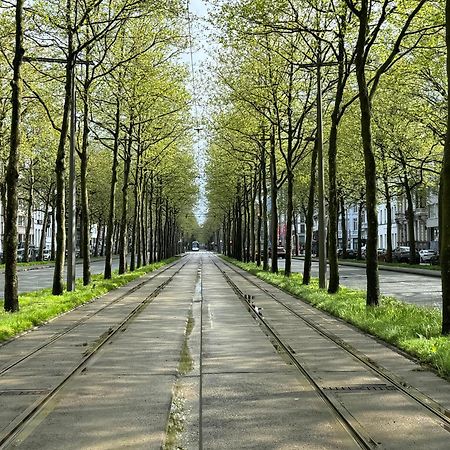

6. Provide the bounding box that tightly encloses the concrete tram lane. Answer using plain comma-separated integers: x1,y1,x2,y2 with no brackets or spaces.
200,254,359,449
219,258,450,449
0,258,193,449
2,251,450,449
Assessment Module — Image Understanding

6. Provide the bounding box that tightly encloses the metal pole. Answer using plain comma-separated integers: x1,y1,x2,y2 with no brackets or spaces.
317,42,327,289
67,63,76,291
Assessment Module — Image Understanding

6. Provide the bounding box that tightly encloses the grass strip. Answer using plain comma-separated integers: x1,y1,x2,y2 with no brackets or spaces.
0,257,178,342
223,256,450,379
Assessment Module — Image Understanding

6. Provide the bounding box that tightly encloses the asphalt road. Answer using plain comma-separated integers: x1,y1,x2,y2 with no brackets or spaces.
0,258,120,298
277,258,443,309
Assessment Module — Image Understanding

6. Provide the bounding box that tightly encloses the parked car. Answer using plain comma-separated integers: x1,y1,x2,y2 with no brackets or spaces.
430,253,440,265
338,248,357,259
419,249,436,263
43,249,51,261
377,248,386,261
393,246,420,263
17,246,37,262
268,246,286,259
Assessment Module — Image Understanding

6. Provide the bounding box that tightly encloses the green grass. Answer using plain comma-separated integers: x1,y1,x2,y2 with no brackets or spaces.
0,258,178,342
334,258,441,271
0,260,53,269
223,256,450,379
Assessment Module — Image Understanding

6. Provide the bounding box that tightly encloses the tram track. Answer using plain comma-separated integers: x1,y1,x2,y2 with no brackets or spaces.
0,257,189,449
0,258,183,377
212,256,450,448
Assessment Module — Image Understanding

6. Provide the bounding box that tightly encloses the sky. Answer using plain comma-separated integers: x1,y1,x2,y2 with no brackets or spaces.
186,0,210,225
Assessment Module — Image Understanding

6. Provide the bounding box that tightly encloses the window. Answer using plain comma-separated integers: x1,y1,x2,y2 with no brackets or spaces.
353,218,358,231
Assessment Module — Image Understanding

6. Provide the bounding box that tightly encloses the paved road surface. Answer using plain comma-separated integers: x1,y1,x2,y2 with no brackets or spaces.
0,255,443,309
0,258,119,298
1,252,449,449
277,257,443,308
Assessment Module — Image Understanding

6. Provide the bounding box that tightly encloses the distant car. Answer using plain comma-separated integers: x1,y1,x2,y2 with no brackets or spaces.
419,249,436,263
43,249,51,261
17,247,37,262
377,248,386,261
269,246,286,259
393,246,419,263
430,253,440,265
338,248,357,259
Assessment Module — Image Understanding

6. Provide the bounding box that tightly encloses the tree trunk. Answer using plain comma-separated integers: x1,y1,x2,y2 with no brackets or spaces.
256,168,262,267
94,218,101,257
235,192,243,261
357,200,363,260
4,0,24,311
119,128,132,274
242,180,248,262
138,169,146,267
293,213,299,256
303,140,317,285
24,169,33,263
80,65,91,286
327,106,341,292
384,180,393,263
262,150,269,271
404,175,417,264
148,172,154,263
51,195,56,260
130,146,140,272
226,212,232,256
100,222,106,256
53,1,76,294
104,99,121,279
269,126,278,273
442,0,450,334
38,194,50,260
355,0,380,306
245,185,251,262
285,168,294,276
340,196,347,258
250,172,257,262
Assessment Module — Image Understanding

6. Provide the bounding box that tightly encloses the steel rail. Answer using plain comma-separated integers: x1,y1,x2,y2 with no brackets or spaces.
0,258,189,449
218,257,450,430
210,256,375,450
0,258,183,376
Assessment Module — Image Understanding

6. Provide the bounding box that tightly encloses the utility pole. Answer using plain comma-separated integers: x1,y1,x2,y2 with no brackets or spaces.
297,49,334,289
23,56,91,291
67,64,76,291
316,41,327,289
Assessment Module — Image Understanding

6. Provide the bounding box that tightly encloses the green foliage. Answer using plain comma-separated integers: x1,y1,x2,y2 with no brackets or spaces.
0,258,178,342
224,256,450,378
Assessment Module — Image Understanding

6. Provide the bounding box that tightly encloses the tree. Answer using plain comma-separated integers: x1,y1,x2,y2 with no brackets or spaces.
347,0,430,306
441,0,450,334
4,0,24,312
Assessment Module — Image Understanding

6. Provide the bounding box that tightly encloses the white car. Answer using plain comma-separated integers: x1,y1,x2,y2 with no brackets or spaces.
419,249,436,263
43,249,51,261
